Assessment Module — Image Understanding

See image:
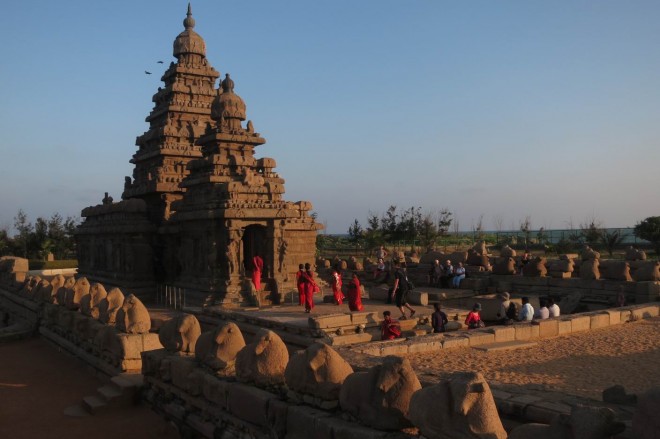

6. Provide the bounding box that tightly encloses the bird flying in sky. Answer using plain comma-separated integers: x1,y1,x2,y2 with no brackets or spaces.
145,71,152,75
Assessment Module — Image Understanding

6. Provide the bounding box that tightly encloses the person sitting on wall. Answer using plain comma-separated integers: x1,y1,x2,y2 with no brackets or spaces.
519,296,534,321
496,292,511,325
430,259,442,286
535,299,549,320
440,259,454,288
465,303,485,329
431,303,448,333
381,310,401,340
547,297,560,317
452,262,466,288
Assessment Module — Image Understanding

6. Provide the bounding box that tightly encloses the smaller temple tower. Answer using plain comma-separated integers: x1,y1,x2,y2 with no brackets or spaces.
161,73,322,305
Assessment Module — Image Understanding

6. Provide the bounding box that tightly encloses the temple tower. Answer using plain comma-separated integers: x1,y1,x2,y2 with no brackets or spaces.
123,4,220,224
77,5,322,305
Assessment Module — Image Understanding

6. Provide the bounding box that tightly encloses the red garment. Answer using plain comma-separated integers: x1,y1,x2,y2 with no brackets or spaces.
348,276,363,312
332,271,343,305
296,270,305,306
465,311,482,329
251,256,263,291
301,270,317,311
381,318,401,340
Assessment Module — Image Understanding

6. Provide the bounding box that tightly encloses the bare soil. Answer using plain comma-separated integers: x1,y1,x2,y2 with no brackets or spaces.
0,337,179,439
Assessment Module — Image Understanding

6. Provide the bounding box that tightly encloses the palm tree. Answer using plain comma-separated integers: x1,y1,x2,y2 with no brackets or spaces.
600,230,626,257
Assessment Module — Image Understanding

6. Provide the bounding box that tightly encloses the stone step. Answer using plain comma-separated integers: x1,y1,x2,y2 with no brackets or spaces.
472,340,537,352
82,395,106,414
97,385,122,402
110,374,143,398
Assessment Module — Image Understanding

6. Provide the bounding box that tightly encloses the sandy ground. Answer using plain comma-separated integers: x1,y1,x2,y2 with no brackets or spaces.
0,338,179,439
407,317,660,400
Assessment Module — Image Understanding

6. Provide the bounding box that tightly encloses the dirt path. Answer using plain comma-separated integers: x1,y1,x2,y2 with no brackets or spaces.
0,338,179,439
407,317,660,400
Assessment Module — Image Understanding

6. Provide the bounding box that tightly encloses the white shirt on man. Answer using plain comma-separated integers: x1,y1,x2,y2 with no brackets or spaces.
549,303,560,317
535,306,549,320
519,303,534,321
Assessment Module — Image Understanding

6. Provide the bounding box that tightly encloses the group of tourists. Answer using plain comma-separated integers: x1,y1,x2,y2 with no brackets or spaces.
296,264,364,314
497,292,561,323
429,259,466,288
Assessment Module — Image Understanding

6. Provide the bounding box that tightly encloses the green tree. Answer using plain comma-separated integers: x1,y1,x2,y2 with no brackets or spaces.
347,219,364,247
519,215,532,251
634,216,660,256
600,229,626,257
580,217,603,249
418,214,439,251
363,213,383,254
13,209,32,258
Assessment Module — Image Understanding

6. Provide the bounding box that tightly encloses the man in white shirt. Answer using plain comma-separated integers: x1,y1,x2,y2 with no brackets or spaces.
519,296,534,321
548,298,560,317
535,299,549,320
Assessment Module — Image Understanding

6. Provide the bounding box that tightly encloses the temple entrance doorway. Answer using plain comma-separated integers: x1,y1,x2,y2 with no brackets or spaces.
242,225,268,277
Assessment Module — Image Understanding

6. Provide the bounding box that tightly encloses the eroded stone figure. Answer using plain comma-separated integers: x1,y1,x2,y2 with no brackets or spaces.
159,313,201,353
235,328,288,387
509,405,625,439
195,321,245,373
65,277,91,310
285,343,353,401
116,294,151,334
409,371,507,439
80,283,108,318
339,355,421,430
99,287,125,325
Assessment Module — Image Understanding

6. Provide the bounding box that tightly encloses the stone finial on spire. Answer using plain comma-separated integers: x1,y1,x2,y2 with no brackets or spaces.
183,2,195,30
222,74,235,93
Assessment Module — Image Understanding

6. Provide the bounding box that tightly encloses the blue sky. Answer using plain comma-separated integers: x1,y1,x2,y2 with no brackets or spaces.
1,1,658,234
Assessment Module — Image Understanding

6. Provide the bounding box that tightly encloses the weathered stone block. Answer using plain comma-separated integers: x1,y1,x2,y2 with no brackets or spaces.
635,282,660,302
227,382,277,427
368,286,390,301
405,334,444,354
557,319,572,335
202,373,230,409
589,312,610,329
350,311,379,325
285,404,332,439
631,304,660,320
464,331,495,346
316,415,391,439
604,309,621,325
569,315,591,333
407,290,428,306
266,398,289,438
514,323,539,340
141,349,169,377
442,334,469,349
170,356,196,390
309,314,353,329
537,319,559,338
487,326,515,343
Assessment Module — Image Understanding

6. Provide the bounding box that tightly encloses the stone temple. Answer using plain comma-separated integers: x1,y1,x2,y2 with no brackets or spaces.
75,5,322,306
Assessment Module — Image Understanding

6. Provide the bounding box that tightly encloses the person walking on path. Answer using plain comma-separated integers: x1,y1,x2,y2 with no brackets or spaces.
331,268,344,305
301,263,318,313
295,264,305,306
392,260,416,320
347,272,364,311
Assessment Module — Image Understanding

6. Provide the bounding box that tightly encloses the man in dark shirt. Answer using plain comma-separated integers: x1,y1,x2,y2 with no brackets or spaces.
431,303,448,333
392,260,416,319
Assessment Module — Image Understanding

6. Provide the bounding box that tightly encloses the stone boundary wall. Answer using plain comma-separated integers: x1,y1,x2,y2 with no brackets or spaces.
142,349,412,439
344,303,660,357
0,288,40,341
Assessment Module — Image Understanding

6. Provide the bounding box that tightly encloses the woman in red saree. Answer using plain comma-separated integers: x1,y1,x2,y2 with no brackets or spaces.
295,264,305,306
331,269,343,305
301,263,318,313
251,255,263,292
347,272,363,311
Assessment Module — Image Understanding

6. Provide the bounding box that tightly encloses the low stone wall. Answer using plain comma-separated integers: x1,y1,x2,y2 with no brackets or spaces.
40,303,162,375
0,288,40,342
142,349,412,439
345,303,660,357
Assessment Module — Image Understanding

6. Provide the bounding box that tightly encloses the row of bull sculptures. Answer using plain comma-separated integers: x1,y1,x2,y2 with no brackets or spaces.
149,312,657,439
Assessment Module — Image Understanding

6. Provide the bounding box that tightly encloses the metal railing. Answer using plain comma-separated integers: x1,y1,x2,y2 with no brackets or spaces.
156,284,186,309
